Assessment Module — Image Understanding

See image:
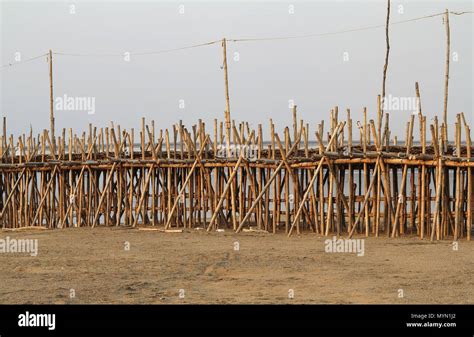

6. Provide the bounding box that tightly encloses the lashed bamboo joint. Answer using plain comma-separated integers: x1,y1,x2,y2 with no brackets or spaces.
0,110,472,241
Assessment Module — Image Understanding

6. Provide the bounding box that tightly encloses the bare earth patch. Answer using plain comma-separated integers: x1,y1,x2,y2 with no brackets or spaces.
0,228,472,304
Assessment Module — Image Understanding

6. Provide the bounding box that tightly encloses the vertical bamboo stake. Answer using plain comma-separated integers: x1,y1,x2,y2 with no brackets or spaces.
49,49,55,154
415,82,422,117
293,105,298,151
1,117,5,160
443,9,450,141
284,128,290,233
421,116,426,239
141,118,146,160
221,38,237,231
381,0,391,123
318,122,324,233
270,119,275,160
222,38,231,156
363,108,369,236
347,110,354,233
454,116,461,240
431,125,442,241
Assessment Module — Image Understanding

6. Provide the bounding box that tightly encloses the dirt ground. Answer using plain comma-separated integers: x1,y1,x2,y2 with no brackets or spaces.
0,227,472,304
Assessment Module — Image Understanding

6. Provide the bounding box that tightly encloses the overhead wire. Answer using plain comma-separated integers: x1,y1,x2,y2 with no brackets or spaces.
1,10,471,69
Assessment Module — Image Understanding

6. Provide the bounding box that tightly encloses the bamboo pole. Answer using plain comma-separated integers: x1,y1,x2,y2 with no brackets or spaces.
443,9,450,141
49,50,55,154
380,0,391,126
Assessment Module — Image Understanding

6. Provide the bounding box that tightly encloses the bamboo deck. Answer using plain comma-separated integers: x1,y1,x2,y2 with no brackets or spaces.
0,106,472,241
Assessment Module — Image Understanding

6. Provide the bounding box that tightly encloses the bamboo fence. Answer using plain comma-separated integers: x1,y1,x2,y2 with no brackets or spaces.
0,107,472,241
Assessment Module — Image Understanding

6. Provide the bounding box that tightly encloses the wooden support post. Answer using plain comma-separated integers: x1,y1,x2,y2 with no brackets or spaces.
49,50,55,154
443,8,450,141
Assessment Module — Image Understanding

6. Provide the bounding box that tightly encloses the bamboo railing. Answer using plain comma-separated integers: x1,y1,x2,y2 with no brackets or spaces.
0,107,472,241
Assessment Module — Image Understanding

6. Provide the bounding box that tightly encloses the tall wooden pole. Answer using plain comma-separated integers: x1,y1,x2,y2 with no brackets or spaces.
380,0,390,144
443,9,450,141
1,117,6,159
221,38,237,230
222,38,231,157
49,49,55,153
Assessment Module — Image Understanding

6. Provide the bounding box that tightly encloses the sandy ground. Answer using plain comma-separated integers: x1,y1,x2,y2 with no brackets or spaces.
0,227,473,304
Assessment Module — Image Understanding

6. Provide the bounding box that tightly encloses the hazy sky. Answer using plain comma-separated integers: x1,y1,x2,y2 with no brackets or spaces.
1,0,472,140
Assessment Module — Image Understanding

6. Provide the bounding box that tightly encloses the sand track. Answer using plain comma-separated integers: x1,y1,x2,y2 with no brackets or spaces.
0,228,472,304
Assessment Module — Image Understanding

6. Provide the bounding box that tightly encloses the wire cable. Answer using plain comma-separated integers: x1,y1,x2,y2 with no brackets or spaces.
53,40,221,57
228,10,472,43
1,10,471,66
0,53,47,70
